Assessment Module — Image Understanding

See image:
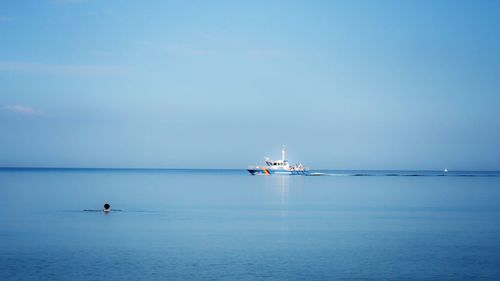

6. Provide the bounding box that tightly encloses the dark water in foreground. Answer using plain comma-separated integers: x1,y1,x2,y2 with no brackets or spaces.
1,169,500,280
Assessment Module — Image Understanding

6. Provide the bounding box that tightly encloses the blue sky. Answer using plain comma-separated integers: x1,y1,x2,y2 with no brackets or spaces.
0,0,499,170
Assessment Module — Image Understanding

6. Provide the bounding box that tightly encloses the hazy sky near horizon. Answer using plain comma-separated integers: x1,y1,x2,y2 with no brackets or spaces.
1,0,499,170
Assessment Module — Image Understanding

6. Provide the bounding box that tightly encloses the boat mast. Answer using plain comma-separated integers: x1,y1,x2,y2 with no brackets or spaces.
282,145,286,161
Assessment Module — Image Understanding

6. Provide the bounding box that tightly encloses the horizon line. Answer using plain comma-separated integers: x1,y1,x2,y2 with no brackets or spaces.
0,167,499,173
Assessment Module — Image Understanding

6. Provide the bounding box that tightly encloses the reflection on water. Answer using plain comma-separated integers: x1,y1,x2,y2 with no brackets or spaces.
273,175,290,206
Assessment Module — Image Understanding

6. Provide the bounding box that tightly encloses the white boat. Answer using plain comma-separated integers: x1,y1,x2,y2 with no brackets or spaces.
248,146,308,175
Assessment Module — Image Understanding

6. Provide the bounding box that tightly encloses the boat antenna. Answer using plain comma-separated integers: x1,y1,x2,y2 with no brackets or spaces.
282,145,286,161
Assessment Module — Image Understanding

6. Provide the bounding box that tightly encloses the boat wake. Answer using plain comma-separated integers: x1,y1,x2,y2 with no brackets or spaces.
306,172,499,177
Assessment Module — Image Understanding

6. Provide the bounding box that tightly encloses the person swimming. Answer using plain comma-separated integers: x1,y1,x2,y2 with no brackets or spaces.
83,203,121,212
103,203,111,212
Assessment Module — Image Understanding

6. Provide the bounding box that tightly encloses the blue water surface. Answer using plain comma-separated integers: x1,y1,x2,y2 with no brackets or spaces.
1,168,500,280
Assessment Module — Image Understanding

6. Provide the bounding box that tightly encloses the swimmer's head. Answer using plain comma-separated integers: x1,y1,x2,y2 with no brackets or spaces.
103,203,111,212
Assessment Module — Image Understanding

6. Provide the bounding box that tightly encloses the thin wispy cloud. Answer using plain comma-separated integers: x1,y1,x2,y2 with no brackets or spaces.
243,49,288,59
3,105,42,116
0,16,13,22
162,43,211,57
141,41,288,59
49,0,86,4
0,61,130,77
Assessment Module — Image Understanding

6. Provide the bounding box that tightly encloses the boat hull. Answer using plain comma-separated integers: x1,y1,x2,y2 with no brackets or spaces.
247,168,307,176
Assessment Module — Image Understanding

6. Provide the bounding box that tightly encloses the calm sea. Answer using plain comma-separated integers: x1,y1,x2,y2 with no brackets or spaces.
1,168,499,280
